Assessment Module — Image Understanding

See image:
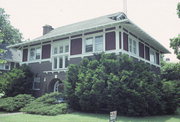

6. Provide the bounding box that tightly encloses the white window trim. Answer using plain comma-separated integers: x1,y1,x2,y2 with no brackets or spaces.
83,33,104,54
51,39,70,71
128,35,138,56
28,45,42,62
33,77,41,90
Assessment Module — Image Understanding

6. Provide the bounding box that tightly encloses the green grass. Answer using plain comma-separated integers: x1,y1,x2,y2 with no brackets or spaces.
0,112,179,122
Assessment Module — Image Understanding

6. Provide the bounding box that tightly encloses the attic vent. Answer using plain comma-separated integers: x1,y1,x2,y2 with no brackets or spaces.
110,13,127,21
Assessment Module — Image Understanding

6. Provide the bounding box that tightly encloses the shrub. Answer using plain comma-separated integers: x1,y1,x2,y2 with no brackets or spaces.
21,92,68,116
0,65,34,97
65,53,178,116
0,94,35,112
161,62,180,81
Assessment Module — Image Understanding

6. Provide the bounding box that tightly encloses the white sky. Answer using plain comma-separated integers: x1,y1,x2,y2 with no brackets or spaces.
0,0,180,62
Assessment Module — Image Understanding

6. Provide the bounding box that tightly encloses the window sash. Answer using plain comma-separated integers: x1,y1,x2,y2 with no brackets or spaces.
85,37,93,52
95,36,103,52
150,50,156,63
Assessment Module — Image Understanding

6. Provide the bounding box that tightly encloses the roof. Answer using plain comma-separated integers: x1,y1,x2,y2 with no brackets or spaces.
9,12,170,53
0,44,21,62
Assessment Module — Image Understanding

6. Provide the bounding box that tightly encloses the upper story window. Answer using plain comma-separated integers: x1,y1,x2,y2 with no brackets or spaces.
52,40,69,70
128,37,137,55
29,47,41,61
85,37,93,52
52,40,69,55
84,35,103,53
150,49,156,63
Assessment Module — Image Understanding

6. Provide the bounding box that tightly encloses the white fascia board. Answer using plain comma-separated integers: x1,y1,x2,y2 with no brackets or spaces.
125,20,170,54
8,19,129,48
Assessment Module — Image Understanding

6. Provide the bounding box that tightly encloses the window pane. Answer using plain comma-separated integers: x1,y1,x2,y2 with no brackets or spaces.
0,64,4,69
133,40,136,54
65,56,69,68
129,38,132,52
95,36,103,52
53,47,58,54
30,48,35,60
65,45,69,53
59,46,63,53
54,57,57,69
5,64,9,70
150,50,156,63
59,57,63,68
36,47,41,59
85,37,93,52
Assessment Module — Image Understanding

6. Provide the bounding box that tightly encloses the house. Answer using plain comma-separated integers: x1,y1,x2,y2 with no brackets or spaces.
0,43,21,74
9,12,170,96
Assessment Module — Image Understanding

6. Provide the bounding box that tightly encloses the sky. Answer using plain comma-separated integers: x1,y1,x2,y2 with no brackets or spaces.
0,0,180,62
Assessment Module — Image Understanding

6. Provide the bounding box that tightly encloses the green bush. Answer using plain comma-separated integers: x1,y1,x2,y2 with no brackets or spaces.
65,53,178,116
21,92,68,116
0,65,34,97
161,62,180,81
0,94,34,112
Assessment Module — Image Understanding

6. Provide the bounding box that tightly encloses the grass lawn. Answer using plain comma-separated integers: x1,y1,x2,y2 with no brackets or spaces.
0,112,179,122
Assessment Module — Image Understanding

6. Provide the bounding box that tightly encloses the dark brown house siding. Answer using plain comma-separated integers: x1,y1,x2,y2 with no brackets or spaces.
123,32,128,51
139,42,144,58
70,38,82,55
42,44,51,59
105,31,116,50
145,46,150,61
22,49,28,62
156,52,160,65
119,32,121,49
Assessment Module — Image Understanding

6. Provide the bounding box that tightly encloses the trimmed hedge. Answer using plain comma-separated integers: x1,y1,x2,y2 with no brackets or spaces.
65,53,179,116
21,92,68,116
0,94,34,112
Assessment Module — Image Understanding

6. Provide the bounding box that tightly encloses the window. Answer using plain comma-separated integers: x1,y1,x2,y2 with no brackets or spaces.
53,56,69,70
65,45,69,53
95,35,103,52
150,49,156,63
33,77,40,90
29,47,41,61
59,46,63,53
52,40,69,70
0,63,4,70
52,40,69,55
53,57,57,69
84,35,103,53
85,37,93,52
53,47,58,54
59,57,63,68
5,63,10,70
128,38,137,54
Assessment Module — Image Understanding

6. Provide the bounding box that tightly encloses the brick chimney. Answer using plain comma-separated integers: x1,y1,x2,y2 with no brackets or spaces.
43,25,54,35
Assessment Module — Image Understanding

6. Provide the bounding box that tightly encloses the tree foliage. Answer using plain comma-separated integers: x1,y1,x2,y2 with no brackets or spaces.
170,3,180,60
177,2,180,18
0,8,22,44
0,65,33,97
65,53,178,116
161,62,180,81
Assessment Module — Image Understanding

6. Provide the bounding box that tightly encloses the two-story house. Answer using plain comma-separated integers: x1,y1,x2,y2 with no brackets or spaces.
9,12,170,96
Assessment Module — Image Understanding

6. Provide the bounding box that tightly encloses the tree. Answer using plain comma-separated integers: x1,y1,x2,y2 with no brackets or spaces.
0,32,6,64
170,3,180,60
0,8,22,44
177,2,180,18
